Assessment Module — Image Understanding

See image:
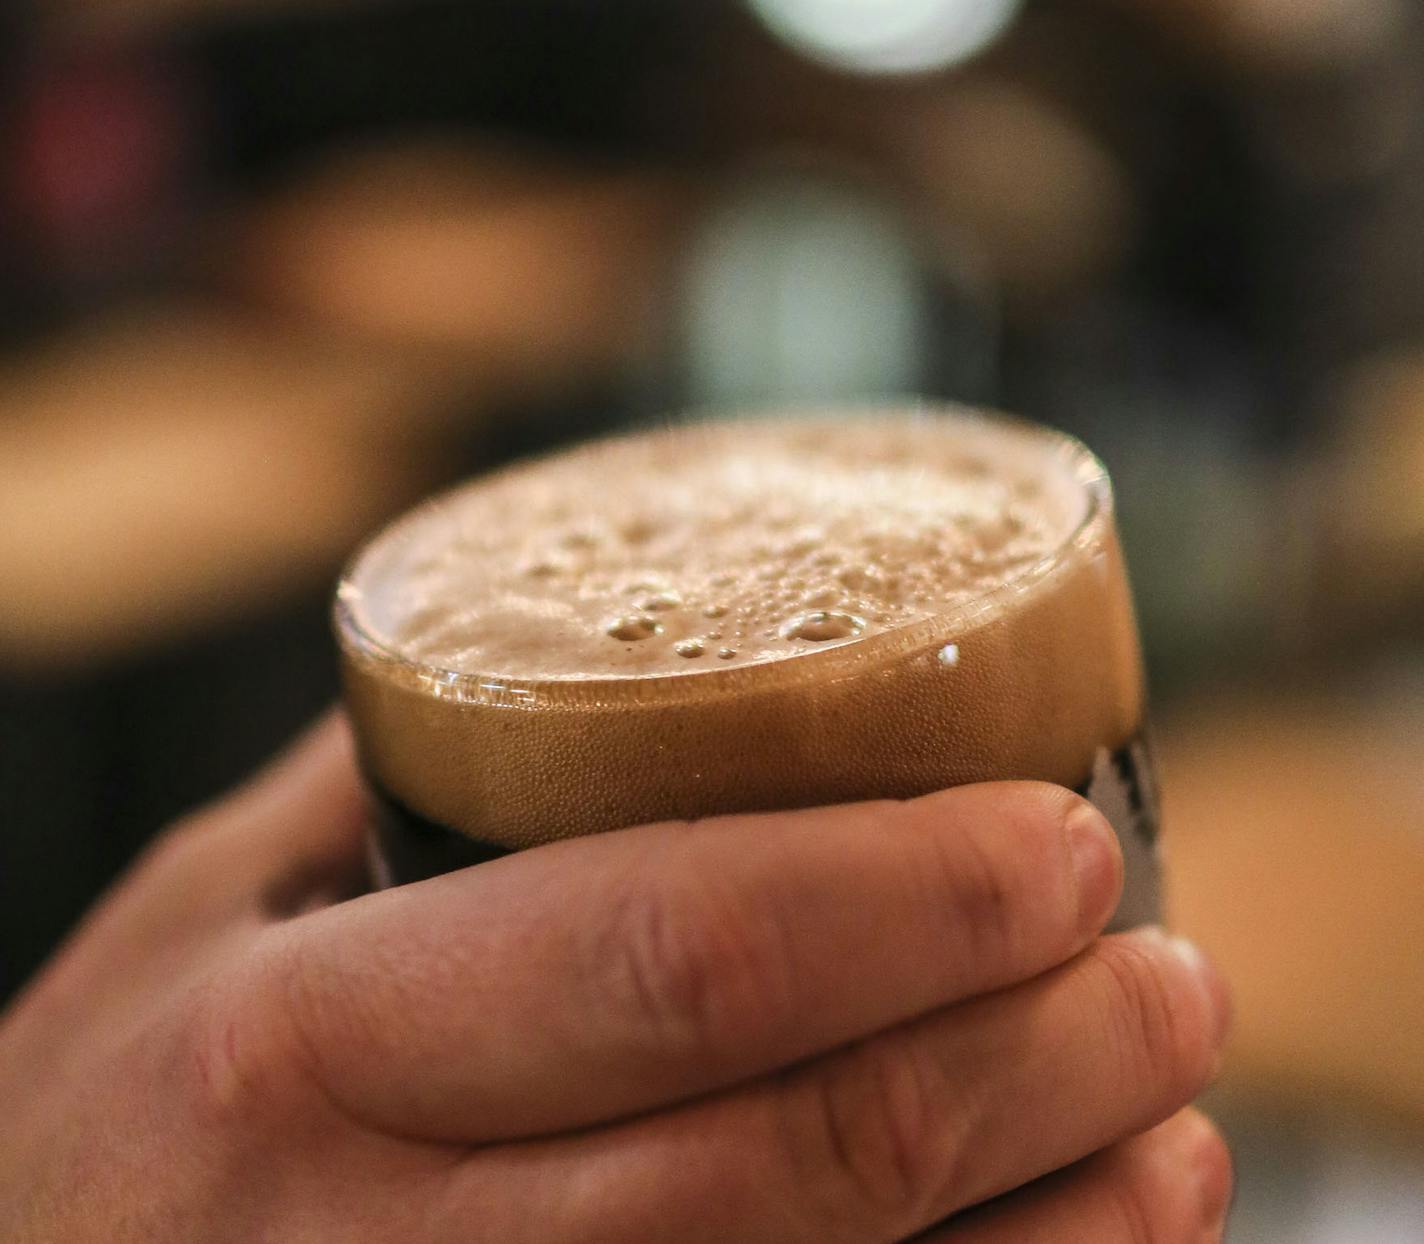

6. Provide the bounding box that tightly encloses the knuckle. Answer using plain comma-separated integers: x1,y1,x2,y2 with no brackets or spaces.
189,929,374,1133
185,957,303,1129
267,927,404,1104
794,1033,958,1229
1093,942,1210,1099
593,877,795,1057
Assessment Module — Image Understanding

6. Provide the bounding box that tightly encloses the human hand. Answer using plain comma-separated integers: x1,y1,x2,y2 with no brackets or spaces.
0,713,1230,1241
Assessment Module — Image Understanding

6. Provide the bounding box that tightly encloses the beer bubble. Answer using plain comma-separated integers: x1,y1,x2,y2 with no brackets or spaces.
521,556,564,578
781,611,865,643
561,528,600,550
607,616,660,642
619,518,658,545
783,528,824,558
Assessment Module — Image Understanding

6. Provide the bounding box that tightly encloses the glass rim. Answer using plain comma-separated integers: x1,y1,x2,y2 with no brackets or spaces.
334,403,1115,709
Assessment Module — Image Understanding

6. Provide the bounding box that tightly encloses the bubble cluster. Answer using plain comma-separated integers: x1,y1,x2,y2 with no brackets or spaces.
358,414,1085,679
781,612,864,643
607,616,660,642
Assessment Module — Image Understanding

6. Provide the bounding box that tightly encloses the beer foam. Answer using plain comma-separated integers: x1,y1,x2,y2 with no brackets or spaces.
343,414,1088,680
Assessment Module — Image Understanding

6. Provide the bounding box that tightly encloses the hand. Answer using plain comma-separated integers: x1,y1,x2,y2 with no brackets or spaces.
0,713,1231,1242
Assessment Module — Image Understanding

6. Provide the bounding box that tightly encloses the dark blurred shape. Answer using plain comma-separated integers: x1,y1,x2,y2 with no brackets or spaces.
196,0,686,180
0,608,337,998
10,43,195,279
1,36,201,338
1101,0,1407,75
1309,351,1424,648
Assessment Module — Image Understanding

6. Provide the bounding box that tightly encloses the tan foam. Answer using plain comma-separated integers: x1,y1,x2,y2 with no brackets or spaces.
339,408,1145,846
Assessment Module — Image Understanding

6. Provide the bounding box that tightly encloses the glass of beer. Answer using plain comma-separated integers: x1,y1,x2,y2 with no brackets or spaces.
336,407,1159,928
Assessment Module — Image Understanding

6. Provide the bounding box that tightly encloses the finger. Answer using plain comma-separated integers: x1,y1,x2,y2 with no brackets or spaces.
928,1108,1233,1243
267,781,1123,1141
446,928,1228,1244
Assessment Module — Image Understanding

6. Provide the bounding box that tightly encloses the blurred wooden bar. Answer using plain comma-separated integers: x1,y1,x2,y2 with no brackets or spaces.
227,141,694,396
0,302,445,672
1162,686,1424,1125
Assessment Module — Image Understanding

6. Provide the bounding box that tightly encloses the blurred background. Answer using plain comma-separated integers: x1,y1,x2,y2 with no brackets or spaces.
2,0,1422,1237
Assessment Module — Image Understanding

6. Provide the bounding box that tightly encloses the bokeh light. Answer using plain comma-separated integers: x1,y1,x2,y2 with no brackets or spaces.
747,0,1024,74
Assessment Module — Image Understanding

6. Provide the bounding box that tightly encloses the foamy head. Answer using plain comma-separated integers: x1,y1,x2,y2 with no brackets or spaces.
341,414,1088,683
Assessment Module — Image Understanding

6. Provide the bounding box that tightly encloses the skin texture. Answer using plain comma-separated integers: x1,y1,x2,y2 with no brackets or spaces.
0,713,1231,1242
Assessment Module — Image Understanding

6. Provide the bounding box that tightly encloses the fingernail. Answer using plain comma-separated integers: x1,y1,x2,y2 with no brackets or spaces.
1140,926,1234,1054
1188,1115,1233,1239
1066,803,1121,935
1166,933,1233,1050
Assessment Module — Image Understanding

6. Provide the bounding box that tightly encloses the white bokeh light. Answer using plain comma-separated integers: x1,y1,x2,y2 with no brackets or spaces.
749,0,1024,75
